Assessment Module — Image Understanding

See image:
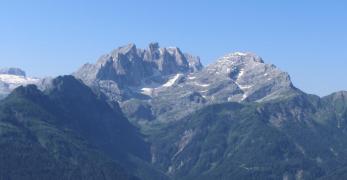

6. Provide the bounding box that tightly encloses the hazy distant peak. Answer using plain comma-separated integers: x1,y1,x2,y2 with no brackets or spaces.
0,67,41,99
0,67,26,77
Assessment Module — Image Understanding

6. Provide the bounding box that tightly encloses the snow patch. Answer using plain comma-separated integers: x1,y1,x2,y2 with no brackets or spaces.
232,52,247,56
241,93,248,101
187,76,196,80
166,48,176,54
237,69,245,79
194,82,210,87
163,74,182,87
239,84,253,90
141,87,154,96
235,81,253,90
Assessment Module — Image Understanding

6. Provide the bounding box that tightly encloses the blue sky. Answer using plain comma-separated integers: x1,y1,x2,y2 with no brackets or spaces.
0,0,346,96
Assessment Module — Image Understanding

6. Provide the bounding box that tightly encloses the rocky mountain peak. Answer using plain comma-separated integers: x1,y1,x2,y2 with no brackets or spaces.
74,43,203,101
148,42,160,52
113,43,137,56
89,43,203,75
323,91,347,107
10,84,42,98
205,52,267,78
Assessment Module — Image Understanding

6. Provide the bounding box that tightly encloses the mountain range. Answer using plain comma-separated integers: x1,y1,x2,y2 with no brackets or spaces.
1,43,347,180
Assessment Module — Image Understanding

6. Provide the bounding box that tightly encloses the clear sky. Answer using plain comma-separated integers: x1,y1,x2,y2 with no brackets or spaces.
0,0,346,96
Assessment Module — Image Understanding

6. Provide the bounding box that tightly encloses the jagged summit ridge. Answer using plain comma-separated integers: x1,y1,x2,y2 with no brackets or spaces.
75,43,202,83
74,42,203,101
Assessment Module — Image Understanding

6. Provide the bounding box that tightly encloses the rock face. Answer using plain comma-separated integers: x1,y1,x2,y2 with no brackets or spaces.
75,45,301,123
74,43,203,101
0,68,40,99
